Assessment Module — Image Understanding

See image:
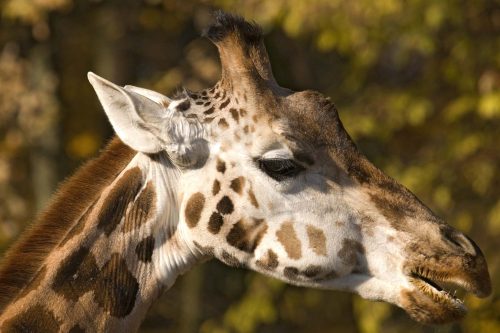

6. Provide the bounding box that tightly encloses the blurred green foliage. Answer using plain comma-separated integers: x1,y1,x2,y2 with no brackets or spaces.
0,0,498,332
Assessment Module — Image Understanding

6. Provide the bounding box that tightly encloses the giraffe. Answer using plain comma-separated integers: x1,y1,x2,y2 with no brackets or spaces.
0,12,491,332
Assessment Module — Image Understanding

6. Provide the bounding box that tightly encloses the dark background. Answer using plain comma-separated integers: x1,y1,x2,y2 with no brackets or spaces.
0,1,499,332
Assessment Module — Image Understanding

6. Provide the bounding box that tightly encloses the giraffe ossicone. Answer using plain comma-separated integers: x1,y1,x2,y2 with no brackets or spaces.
0,11,491,331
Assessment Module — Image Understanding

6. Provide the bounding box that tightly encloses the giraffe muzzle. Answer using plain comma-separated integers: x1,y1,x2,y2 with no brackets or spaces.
400,235,491,324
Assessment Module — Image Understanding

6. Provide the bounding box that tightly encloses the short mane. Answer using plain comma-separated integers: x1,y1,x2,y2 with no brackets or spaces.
0,137,136,311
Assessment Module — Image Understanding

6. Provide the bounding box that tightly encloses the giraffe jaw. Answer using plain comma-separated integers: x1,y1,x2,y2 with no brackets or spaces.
400,268,482,324
313,270,472,324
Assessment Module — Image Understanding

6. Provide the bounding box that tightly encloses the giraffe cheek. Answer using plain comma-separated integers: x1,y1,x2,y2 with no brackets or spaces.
226,218,267,253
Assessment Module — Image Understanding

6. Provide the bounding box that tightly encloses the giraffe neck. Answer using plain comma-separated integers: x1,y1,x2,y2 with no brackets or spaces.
0,141,199,332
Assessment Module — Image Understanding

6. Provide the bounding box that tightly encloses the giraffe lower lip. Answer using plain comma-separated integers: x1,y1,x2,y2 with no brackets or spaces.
402,275,468,324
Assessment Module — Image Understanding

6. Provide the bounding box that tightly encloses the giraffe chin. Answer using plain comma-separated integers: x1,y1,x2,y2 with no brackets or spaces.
400,277,469,324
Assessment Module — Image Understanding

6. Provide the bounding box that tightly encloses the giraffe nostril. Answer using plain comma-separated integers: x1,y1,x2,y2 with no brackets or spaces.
445,230,477,256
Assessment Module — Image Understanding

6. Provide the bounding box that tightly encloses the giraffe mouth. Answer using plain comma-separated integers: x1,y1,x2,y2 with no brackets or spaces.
411,271,467,304
404,267,472,323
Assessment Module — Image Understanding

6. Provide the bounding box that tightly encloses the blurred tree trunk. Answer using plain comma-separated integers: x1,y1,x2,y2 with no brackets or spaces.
29,44,59,213
179,265,204,333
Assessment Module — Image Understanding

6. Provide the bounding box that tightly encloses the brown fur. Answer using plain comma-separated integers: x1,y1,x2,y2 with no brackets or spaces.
256,249,279,270
400,289,465,324
208,212,224,234
58,202,95,248
216,196,234,215
122,181,157,233
185,193,206,228
0,137,135,312
1,303,60,332
135,236,155,263
220,98,230,109
216,158,226,173
226,218,267,253
306,225,327,256
284,267,299,280
276,222,302,260
204,11,281,91
247,188,259,208
93,253,139,317
52,246,99,302
212,180,221,195
221,250,241,267
230,176,245,195
16,266,47,301
303,265,322,278
218,118,229,129
338,239,365,267
229,108,239,122
97,167,143,236
68,324,86,333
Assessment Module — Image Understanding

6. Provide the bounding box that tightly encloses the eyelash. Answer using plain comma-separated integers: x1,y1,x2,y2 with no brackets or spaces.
258,158,304,181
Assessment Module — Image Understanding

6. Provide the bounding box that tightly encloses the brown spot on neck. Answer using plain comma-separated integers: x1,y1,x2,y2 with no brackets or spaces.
122,181,157,233
185,193,206,228
52,246,99,302
93,253,139,317
135,236,155,263
276,222,302,260
97,167,143,236
0,138,135,312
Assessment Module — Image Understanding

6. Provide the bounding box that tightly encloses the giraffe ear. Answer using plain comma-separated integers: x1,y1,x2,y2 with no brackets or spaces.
88,72,208,167
124,85,172,107
88,72,167,153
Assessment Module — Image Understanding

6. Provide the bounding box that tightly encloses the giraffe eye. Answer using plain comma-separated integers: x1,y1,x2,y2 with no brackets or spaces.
258,158,304,181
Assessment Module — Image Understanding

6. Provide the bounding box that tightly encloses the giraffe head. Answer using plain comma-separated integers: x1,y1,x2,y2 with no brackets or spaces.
88,12,491,324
